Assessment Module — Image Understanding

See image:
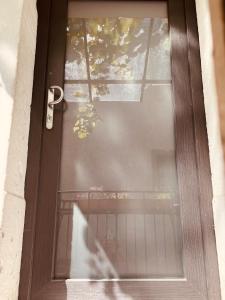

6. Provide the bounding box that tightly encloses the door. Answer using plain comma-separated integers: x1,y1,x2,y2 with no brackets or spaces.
19,0,221,299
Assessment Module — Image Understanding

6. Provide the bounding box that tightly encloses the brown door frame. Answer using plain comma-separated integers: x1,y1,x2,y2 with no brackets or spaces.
19,0,221,299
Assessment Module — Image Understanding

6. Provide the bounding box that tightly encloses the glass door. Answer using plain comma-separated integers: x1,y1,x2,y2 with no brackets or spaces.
55,1,183,280
26,1,220,299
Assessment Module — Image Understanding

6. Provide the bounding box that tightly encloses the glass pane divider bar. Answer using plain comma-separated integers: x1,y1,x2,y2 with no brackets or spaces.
64,79,172,84
82,19,93,102
140,19,154,103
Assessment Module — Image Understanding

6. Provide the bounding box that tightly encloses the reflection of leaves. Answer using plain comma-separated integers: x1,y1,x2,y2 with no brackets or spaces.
85,17,148,97
67,17,149,97
73,103,101,139
67,17,169,97
86,17,146,79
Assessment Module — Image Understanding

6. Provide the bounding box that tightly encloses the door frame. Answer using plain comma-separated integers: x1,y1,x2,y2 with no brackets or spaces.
19,0,221,299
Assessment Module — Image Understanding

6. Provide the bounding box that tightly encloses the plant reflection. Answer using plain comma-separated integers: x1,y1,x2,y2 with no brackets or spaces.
67,17,150,138
65,17,171,137
86,17,148,80
73,103,101,139
67,17,149,82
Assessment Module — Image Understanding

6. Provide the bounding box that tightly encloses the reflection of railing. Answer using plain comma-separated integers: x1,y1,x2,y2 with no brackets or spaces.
55,191,183,279
57,191,179,214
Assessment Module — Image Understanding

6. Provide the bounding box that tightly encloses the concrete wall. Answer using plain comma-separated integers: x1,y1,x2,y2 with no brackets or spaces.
0,0,37,299
0,0,224,299
195,0,225,299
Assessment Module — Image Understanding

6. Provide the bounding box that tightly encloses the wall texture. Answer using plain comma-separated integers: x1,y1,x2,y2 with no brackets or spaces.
0,0,37,299
209,0,225,158
195,0,225,299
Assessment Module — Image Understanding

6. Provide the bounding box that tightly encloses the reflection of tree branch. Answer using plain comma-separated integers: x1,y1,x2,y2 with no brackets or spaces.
68,17,151,97
67,17,170,101
86,17,147,79
86,17,148,98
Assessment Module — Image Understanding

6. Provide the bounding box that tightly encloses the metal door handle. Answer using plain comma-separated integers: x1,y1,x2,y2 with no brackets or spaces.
46,86,64,129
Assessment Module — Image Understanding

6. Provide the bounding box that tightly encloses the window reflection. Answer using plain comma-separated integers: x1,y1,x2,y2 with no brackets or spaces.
64,17,171,102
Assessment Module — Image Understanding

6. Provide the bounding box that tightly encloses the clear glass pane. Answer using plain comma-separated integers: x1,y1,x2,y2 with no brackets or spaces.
55,1,183,280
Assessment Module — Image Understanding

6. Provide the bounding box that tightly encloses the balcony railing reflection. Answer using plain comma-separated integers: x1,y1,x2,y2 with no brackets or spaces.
55,191,183,279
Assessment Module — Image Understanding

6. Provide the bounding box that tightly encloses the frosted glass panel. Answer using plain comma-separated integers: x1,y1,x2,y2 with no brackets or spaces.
59,84,176,191
55,1,183,280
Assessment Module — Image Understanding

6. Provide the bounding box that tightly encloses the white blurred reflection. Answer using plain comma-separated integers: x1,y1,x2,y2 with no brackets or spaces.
70,204,118,279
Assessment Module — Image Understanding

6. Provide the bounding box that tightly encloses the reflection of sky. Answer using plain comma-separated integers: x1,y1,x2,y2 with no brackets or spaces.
64,83,142,102
147,19,171,80
65,60,87,80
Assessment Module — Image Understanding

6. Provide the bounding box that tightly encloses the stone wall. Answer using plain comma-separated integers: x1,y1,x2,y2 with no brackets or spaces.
195,0,225,299
0,0,37,299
